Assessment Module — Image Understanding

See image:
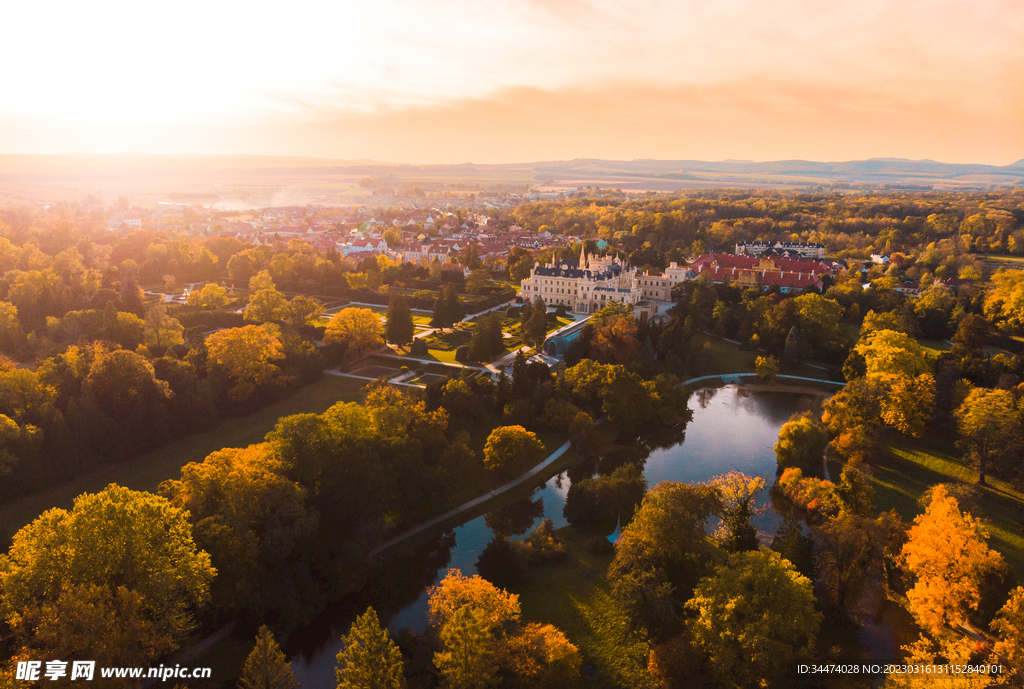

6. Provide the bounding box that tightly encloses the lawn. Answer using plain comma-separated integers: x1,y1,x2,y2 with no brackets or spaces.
0,375,365,536
916,338,952,357
513,527,659,689
694,335,834,381
866,433,1024,577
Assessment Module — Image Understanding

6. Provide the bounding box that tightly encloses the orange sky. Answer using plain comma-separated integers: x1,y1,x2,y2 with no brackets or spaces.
1,0,1021,164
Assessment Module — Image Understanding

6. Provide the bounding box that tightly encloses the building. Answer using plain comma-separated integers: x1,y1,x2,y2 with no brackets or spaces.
735,241,826,259
518,247,672,320
685,254,828,293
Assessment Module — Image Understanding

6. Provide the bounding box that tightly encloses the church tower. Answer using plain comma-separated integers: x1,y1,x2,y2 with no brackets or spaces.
579,244,588,270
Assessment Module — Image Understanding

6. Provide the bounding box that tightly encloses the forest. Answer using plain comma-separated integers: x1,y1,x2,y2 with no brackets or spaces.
1,187,1024,688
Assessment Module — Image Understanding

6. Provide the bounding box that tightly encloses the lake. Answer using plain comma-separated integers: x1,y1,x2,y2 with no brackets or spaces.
288,384,823,686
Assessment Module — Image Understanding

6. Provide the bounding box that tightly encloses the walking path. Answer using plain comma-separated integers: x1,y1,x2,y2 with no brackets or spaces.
369,438,572,558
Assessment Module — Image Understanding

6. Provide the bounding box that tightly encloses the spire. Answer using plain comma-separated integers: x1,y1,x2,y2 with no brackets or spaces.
579,243,587,269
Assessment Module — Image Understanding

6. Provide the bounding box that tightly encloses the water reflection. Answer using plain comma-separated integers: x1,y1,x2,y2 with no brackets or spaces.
289,385,823,686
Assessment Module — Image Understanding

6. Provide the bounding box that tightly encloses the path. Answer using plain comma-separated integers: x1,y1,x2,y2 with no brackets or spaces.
369,438,572,558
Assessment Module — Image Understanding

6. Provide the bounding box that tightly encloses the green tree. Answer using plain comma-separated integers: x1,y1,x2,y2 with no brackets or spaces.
483,426,545,471
288,295,325,328
144,303,185,349
523,297,548,348
794,293,844,352
955,387,1023,485
685,550,821,689
385,292,414,348
755,355,779,382
445,282,465,324
245,273,290,323
609,482,723,638
239,626,300,689
434,604,497,689
774,412,828,473
336,607,407,689
0,484,214,664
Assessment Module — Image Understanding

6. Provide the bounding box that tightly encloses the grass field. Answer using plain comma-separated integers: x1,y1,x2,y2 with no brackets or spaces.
695,335,834,381
867,433,1024,576
0,375,365,536
513,527,658,689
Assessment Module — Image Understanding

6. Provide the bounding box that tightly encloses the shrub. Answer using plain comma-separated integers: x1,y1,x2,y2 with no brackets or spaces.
410,338,429,356
506,306,521,317
454,346,470,363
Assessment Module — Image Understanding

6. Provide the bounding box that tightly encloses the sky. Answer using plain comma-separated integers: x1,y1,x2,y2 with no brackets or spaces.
1,0,1021,164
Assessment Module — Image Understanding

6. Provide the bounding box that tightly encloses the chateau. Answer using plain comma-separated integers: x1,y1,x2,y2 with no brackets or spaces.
519,247,684,317
519,249,834,313
735,241,826,259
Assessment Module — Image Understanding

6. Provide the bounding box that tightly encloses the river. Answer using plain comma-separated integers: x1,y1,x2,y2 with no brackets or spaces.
288,385,824,686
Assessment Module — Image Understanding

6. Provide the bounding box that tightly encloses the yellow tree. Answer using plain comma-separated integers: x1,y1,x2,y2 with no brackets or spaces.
482,425,545,471
324,308,384,362
900,485,1004,634
336,607,406,689
879,373,935,437
854,329,930,378
427,569,521,636
206,324,285,401
992,586,1024,673
955,387,1023,485
186,282,229,309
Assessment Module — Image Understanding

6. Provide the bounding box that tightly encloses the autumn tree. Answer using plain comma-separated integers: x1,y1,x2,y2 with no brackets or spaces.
434,604,497,689
992,586,1024,672
483,425,545,471
143,303,185,349
706,471,765,552
324,308,384,362
239,626,300,689
336,607,407,689
186,282,229,309
774,412,828,473
900,485,1004,634
955,387,1023,485
0,484,215,666
159,443,317,625
854,329,930,378
497,623,581,689
245,271,290,323
206,324,286,402
287,295,324,328
685,549,820,689
427,569,521,636
589,302,639,364
879,373,935,438
385,292,414,348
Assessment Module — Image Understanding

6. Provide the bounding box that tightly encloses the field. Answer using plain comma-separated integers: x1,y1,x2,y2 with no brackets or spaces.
0,375,365,537
864,433,1024,577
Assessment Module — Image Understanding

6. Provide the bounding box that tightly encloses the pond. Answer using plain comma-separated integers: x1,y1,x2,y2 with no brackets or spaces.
288,385,823,686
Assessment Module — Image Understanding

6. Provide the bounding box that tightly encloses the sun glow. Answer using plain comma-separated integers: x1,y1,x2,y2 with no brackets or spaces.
0,0,1021,162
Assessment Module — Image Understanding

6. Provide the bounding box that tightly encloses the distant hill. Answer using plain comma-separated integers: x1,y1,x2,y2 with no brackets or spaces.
0,153,1021,205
